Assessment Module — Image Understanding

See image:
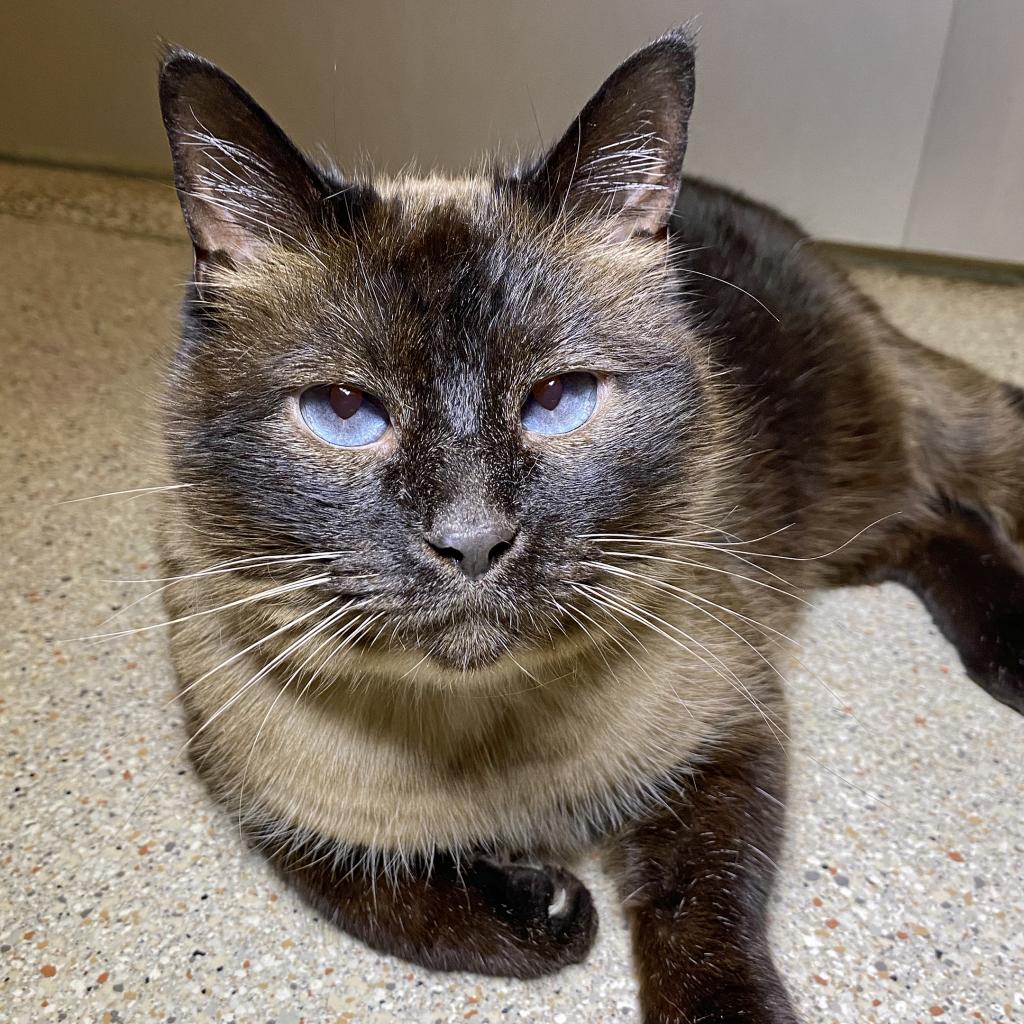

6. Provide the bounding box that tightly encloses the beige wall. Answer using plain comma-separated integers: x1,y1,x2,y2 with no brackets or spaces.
0,1,339,177
904,0,1024,264
1,1,1021,259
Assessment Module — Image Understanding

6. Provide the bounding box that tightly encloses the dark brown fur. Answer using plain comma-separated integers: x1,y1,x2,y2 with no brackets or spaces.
157,31,1024,1023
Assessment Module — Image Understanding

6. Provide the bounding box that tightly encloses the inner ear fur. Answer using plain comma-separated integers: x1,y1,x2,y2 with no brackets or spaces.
159,46,330,266
521,28,696,237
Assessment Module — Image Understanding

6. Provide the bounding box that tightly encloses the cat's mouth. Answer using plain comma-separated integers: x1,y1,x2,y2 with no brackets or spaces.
364,597,562,676
318,565,597,678
386,591,595,679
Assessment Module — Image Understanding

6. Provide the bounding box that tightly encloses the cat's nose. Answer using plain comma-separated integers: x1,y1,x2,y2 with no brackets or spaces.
424,522,517,580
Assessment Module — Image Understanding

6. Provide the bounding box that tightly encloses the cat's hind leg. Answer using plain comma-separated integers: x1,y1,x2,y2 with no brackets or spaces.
262,836,598,978
878,509,1024,715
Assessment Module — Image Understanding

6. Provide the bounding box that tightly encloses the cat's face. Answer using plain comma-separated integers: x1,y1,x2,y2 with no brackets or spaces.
160,36,717,678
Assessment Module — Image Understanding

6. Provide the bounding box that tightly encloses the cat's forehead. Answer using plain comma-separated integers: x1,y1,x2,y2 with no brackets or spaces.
216,173,678,382
374,174,494,213
333,174,672,329
363,177,512,282
358,191,565,385
358,174,538,280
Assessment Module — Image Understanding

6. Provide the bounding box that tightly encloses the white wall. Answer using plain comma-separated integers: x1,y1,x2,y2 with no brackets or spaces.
333,1,956,250
0,1,1020,260
671,1,953,248
904,0,1024,263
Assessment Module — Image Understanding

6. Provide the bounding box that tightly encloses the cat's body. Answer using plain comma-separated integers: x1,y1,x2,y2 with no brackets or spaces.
158,32,1024,1022
676,177,1024,568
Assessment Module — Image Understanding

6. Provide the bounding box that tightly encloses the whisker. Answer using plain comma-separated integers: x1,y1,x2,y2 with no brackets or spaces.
588,560,846,711
567,587,704,724
585,530,800,589
236,601,360,824
593,550,808,605
573,584,887,810
549,590,656,679
306,612,386,699
588,512,899,564
586,559,801,647
95,552,352,630
575,582,775,732
543,595,645,700
71,574,331,643
580,583,790,759
179,596,350,760
126,595,343,834
677,266,781,323
105,550,348,585
502,646,542,687
396,651,431,682
590,557,873,727
717,512,903,562
56,483,194,505
164,595,344,710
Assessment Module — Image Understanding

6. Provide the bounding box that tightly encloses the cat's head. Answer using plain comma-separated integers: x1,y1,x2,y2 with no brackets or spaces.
159,30,725,682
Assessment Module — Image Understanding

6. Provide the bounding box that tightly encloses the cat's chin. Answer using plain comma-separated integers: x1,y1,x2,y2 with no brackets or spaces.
365,623,559,688
419,633,511,675
412,648,541,690
420,645,500,671
383,615,524,674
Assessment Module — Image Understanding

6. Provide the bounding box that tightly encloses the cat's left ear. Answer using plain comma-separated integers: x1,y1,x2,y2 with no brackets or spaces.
159,46,329,269
521,28,695,238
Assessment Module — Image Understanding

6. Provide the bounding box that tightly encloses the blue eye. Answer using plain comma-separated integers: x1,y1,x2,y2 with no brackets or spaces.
521,372,599,436
299,384,390,447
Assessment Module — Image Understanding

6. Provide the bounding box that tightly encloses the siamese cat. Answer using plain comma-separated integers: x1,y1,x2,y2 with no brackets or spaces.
157,29,1024,1022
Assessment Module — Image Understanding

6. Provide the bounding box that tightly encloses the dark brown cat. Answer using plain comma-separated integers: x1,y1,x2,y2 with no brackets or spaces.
157,29,1024,1023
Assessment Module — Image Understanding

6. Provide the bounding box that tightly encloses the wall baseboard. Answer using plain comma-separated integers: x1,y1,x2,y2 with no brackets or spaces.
821,240,1024,286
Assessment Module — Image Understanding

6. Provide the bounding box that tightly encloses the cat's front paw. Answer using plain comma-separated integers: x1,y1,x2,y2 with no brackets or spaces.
472,860,598,969
651,978,800,1024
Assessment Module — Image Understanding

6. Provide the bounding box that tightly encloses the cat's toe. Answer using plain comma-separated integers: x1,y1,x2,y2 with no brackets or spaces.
475,860,597,963
539,866,596,947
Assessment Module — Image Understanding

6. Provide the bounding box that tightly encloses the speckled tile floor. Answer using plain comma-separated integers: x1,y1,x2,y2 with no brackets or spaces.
1,160,1022,1024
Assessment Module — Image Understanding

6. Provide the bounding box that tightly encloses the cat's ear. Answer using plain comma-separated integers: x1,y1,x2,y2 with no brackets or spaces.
522,29,695,238
159,46,328,268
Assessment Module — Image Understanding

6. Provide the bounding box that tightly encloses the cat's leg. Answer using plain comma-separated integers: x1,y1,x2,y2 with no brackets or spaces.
263,838,597,978
607,723,798,1024
880,510,1024,715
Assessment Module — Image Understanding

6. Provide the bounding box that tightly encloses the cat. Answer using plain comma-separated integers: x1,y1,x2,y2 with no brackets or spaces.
157,28,1024,1023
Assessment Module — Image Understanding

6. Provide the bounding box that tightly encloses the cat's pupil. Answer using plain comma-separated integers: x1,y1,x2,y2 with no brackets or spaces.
329,385,363,420
532,377,564,411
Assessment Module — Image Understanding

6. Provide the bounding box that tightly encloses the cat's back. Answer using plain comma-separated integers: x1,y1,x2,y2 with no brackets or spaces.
671,174,875,353
670,177,910,562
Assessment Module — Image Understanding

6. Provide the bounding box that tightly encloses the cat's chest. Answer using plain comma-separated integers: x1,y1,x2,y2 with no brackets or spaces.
173,619,731,856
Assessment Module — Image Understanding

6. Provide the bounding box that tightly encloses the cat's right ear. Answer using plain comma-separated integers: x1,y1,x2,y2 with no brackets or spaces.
516,28,696,240
159,46,328,272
